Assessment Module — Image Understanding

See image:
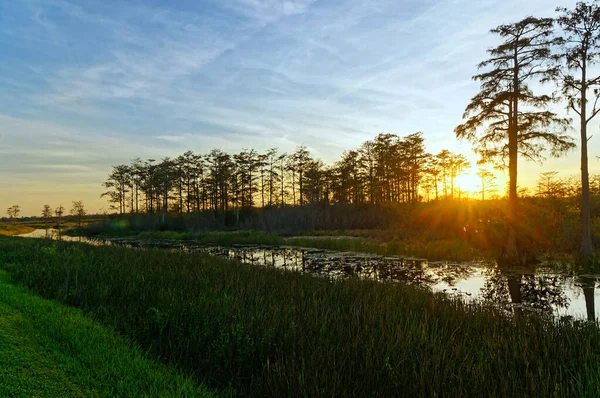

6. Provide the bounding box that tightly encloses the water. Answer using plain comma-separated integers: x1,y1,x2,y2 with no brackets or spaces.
17,230,600,321
17,228,83,241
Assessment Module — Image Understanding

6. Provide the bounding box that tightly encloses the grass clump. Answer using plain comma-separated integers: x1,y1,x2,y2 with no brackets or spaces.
0,270,213,397
1,236,600,397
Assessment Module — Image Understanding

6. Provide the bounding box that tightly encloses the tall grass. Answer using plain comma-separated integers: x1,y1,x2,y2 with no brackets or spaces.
1,236,599,397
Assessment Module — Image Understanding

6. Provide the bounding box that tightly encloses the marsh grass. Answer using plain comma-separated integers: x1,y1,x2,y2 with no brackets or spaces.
0,270,213,397
1,236,599,397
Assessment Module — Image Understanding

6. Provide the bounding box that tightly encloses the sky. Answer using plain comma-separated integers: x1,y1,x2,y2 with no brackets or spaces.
0,0,592,216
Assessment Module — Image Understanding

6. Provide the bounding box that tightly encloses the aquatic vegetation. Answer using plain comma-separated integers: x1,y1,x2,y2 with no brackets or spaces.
89,229,484,262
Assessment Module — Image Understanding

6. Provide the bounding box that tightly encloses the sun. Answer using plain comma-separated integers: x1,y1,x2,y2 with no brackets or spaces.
455,172,480,197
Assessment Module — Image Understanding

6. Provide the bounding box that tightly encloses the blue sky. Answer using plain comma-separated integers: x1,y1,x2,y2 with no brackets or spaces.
0,0,588,215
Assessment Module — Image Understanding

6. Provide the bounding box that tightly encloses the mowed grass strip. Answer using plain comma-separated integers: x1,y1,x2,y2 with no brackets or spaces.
0,270,214,398
1,236,600,397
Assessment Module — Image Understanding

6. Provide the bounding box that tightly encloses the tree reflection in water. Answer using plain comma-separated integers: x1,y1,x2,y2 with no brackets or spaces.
481,268,569,315
577,275,597,322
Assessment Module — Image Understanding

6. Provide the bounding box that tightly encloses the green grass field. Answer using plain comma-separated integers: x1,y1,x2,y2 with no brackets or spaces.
0,270,214,397
1,236,600,397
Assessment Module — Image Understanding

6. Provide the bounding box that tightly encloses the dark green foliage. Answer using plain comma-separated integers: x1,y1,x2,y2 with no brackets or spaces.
1,237,600,397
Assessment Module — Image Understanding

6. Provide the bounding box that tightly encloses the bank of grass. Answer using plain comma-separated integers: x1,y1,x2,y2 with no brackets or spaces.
88,229,483,261
1,237,600,397
0,222,36,236
0,270,213,398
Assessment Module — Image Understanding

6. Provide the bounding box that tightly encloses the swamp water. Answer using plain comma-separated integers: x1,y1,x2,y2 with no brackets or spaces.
18,229,600,321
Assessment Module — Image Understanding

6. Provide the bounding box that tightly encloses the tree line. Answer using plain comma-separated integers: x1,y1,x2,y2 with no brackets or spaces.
101,132,476,219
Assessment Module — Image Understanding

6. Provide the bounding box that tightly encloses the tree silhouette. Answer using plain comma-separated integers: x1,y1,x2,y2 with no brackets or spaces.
536,171,566,197
476,169,497,200
552,1,600,261
456,17,574,264
70,201,86,229
54,205,64,240
292,146,311,206
102,164,131,214
449,153,471,199
41,204,53,238
6,205,20,222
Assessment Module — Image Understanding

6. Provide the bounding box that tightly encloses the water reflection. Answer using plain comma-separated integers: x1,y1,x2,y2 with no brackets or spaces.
481,268,570,316
17,228,83,242
14,230,600,321
579,275,596,322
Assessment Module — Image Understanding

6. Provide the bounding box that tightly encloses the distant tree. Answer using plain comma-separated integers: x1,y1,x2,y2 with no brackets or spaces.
303,159,326,204
206,150,233,213
277,153,287,206
434,151,469,199
552,1,600,261
257,151,269,208
130,158,145,213
455,17,574,264
435,150,453,198
372,133,396,203
102,164,131,214
285,155,298,205
265,148,279,206
403,132,428,203
55,205,64,240
424,155,441,200
41,204,53,238
6,205,20,222
334,150,363,204
359,141,377,204
70,201,86,231
161,158,180,219
536,171,566,198
293,146,312,206
476,169,498,200
449,153,471,199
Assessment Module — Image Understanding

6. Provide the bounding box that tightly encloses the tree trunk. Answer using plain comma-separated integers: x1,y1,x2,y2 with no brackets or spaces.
580,73,594,260
505,61,520,265
135,184,139,213
299,170,304,206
